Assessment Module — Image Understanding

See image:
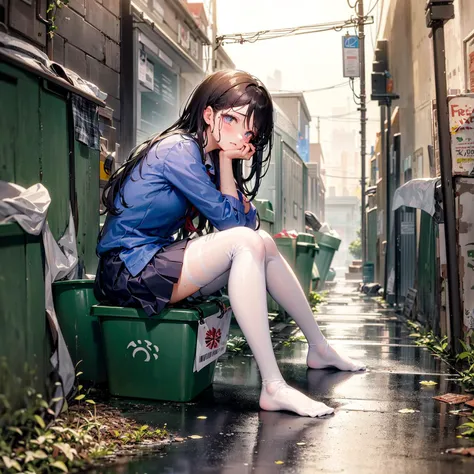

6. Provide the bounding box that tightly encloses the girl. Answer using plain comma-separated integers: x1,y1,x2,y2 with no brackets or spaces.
95,70,365,418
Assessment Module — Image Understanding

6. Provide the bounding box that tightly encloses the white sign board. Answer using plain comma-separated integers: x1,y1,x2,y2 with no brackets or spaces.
457,179,474,329
342,36,360,78
138,49,154,91
194,309,232,372
401,221,415,235
448,96,474,175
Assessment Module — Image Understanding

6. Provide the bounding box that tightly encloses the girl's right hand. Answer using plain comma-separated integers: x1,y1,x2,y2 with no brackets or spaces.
219,143,256,161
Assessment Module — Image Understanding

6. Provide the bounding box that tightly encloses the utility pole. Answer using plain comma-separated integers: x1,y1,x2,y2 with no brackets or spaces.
317,116,321,143
358,0,367,266
426,0,462,353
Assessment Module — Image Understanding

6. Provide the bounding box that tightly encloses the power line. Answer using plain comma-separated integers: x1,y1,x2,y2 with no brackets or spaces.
273,80,351,94
216,17,374,45
324,173,363,179
367,0,381,16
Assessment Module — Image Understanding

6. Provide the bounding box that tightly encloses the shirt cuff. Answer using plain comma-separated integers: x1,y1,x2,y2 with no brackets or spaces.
222,193,246,215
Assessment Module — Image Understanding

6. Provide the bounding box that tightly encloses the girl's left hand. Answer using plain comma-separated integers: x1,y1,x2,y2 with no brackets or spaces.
220,143,256,161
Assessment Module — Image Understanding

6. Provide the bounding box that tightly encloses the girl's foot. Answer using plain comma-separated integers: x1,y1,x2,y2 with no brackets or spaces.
307,341,366,371
259,380,334,417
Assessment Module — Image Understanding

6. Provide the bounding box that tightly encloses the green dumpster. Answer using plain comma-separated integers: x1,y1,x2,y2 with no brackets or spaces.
93,298,230,402
310,231,341,289
254,199,275,234
0,49,104,278
295,233,318,297
52,280,107,384
0,223,49,405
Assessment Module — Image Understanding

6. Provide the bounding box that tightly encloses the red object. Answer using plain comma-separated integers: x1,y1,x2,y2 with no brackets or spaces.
205,327,222,350
273,229,298,239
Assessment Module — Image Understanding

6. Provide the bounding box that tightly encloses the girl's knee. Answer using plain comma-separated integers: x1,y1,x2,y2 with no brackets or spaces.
257,230,279,257
229,226,266,259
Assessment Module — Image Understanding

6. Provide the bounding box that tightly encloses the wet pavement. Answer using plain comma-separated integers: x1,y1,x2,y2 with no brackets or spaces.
87,281,474,473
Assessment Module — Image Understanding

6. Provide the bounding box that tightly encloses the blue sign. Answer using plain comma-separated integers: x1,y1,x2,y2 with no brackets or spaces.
344,36,359,49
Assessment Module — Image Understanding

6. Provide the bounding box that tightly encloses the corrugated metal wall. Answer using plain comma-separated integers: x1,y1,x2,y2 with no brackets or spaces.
282,143,305,232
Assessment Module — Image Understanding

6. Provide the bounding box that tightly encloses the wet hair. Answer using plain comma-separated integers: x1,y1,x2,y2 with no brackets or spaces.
101,69,274,236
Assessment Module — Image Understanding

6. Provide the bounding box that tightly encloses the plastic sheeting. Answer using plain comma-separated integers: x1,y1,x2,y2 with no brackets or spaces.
392,178,440,216
0,181,77,414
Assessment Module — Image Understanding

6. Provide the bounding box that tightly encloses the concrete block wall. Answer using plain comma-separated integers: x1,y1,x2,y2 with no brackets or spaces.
55,0,120,152
3,0,119,156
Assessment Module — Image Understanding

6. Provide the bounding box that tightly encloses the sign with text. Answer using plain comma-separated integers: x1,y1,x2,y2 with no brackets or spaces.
193,309,232,372
448,96,474,175
342,35,360,78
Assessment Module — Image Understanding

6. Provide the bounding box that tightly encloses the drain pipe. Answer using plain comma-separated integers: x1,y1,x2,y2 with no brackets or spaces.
36,0,53,59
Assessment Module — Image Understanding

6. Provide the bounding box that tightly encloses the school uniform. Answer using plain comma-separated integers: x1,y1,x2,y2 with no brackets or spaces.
94,134,257,316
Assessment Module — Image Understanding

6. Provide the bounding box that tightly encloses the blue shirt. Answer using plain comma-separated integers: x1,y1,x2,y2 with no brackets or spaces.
97,134,257,276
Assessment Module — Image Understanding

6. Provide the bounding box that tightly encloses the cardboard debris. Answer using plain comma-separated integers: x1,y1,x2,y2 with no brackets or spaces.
465,399,474,408
432,393,473,405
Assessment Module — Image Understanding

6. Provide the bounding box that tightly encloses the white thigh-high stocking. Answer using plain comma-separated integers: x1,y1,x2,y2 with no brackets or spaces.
180,227,334,417
257,231,366,372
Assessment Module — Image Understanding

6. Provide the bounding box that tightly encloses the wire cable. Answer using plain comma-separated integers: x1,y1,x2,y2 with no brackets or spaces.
216,17,374,46
273,81,351,94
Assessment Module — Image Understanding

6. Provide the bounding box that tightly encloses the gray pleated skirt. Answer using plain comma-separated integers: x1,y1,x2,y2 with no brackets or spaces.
94,239,189,316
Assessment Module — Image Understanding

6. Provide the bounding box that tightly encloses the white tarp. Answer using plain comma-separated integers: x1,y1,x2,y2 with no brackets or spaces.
392,178,439,216
0,181,77,413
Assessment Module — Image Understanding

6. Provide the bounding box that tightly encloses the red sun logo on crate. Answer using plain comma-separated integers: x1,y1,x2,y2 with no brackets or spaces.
205,327,222,349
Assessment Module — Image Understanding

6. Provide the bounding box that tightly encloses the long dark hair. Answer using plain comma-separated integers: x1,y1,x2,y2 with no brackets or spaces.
101,69,274,235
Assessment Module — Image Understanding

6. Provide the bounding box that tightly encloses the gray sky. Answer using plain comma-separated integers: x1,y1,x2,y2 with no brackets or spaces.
215,0,381,158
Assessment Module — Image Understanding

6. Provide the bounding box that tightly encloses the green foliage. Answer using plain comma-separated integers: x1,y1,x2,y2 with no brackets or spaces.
309,291,326,309
0,363,169,473
349,230,362,260
458,417,474,438
282,335,306,347
407,322,474,392
47,1,70,39
226,335,247,353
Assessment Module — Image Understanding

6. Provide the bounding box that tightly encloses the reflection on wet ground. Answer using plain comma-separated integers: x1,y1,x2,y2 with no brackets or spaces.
86,282,474,474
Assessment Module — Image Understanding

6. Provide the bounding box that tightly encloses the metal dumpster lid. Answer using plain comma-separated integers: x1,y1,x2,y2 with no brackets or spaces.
0,33,105,107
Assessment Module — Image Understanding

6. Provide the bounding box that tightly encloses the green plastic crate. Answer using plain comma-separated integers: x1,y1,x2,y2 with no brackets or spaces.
93,298,230,402
52,280,107,385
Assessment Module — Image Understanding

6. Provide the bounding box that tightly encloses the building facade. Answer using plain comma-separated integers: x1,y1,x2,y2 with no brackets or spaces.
373,0,474,316
271,92,311,164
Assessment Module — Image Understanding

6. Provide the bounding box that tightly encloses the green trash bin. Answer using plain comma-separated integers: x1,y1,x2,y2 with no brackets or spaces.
311,231,342,289
53,280,107,385
254,199,275,234
362,263,375,283
0,222,49,404
295,233,318,297
253,200,279,314
312,262,321,292
93,298,230,402
327,268,336,282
